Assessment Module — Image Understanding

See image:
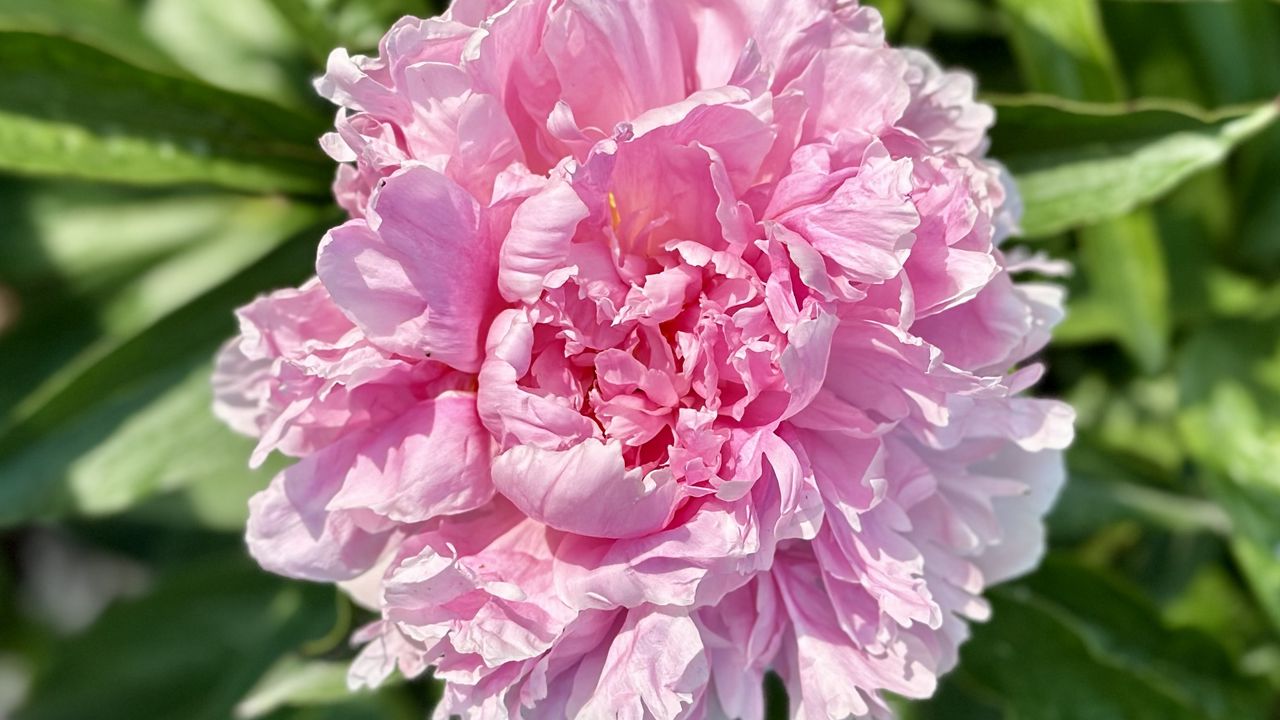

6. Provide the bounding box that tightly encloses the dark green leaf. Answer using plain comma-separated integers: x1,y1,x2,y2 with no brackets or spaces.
937,558,1269,720
0,32,331,193
15,551,333,720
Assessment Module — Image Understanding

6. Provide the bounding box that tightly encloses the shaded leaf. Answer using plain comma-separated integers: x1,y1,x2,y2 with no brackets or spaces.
943,558,1269,720
14,550,332,720
0,32,331,193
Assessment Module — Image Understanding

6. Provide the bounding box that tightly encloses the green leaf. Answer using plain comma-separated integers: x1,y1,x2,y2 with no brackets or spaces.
0,194,324,421
0,32,331,193
907,0,997,35
237,657,357,718
1165,566,1273,660
992,97,1280,237
1172,0,1280,107
1177,321,1280,632
14,550,333,720
5,363,282,520
141,0,319,111
0,203,334,526
0,185,322,423
1075,210,1171,372
934,558,1269,720
259,0,436,57
0,182,258,292
0,0,181,75
997,0,1125,102
261,0,341,65
234,655,404,719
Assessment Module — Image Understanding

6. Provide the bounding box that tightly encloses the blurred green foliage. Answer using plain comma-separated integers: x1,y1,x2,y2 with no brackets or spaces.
0,0,1277,718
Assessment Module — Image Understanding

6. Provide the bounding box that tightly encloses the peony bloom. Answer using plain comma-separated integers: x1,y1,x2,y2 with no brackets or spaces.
213,1,1074,717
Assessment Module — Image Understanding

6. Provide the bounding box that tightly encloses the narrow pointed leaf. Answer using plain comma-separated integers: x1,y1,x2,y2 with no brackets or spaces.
0,32,331,193
993,97,1280,237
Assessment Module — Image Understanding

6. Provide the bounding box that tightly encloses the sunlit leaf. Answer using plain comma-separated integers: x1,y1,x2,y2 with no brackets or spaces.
237,657,365,718
142,0,318,110
993,97,1279,237
0,205,334,526
0,32,331,193
997,0,1125,101
0,0,180,75
1075,211,1171,372
1178,321,1280,632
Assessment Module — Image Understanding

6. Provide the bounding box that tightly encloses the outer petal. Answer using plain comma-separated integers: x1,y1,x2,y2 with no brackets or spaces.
575,608,710,720
246,444,390,582
317,165,497,372
325,392,495,523
971,444,1067,584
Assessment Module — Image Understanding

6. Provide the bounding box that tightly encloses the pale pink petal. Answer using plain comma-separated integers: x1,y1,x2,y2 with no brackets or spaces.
492,439,681,539
575,608,710,720
317,166,496,372
498,179,589,302
326,393,495,523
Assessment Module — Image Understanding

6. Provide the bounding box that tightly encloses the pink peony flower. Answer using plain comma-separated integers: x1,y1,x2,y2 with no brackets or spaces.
214,1,1075,717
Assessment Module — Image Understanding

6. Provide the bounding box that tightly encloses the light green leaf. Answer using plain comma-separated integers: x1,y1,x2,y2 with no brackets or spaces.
1164,566,1272,659
236,657,362,718
1074,210,1171,372
2,195,324,423
0,0,181,75
262,0,342,64
992,97,1280,237
907,0,996,35
998,0,1125,102
0,185,323,422
0,201,333,526
65,364,277,518
0,183,256,292
0,32,331,193
1178,321,1280,631
318,0,433,54
142,0,318,111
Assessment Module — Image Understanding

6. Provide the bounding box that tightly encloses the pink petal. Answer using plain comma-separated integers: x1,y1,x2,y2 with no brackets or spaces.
491,438,681,539
317,165,497,372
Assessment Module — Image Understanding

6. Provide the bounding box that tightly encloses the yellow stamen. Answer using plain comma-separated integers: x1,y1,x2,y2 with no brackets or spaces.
608,191,622,232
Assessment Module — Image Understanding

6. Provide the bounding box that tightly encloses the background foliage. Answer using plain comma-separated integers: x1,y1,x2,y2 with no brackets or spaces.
0,0,1278,718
